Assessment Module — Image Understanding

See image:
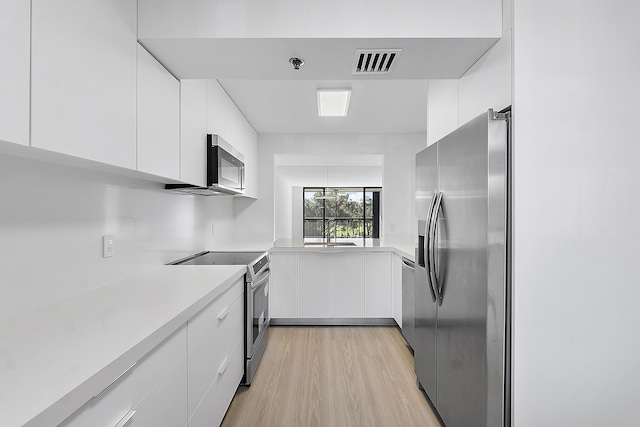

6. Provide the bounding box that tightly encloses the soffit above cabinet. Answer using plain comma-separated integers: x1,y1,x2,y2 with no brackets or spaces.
138,37,499,81
137,0,502,134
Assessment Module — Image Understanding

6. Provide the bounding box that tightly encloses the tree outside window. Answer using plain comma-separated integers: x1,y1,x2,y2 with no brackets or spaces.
303,187,381,241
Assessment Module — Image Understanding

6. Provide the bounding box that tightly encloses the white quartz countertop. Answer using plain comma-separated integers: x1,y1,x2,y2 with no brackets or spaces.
272,238,415,261
0,265,246,427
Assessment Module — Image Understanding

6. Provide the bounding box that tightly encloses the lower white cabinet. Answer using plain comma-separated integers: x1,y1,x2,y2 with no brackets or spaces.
60,278,245,427
365,252,393,317
298,252,331,318
187,284,244,423
269,252,298,318
128,353,188,427
187,339,244,427
59,325,188,427
270,250,394,321
331,252,365,318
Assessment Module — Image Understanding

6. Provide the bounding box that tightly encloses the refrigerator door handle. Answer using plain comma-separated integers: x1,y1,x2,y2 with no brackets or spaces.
424,194,438,302
429,191,444,305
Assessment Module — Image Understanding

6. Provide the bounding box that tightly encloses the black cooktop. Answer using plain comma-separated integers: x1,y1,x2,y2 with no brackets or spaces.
171,251,266,266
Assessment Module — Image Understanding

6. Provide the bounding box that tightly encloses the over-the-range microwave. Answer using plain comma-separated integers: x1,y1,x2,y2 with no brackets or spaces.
165,134,245,196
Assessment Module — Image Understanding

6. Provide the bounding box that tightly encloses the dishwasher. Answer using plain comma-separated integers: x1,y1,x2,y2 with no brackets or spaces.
401,257,416,351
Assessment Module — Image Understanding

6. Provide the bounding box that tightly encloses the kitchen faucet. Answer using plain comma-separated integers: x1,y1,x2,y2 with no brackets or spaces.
326,218,337,243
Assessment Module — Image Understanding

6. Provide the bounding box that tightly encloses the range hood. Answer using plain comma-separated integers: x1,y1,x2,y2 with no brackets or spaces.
164,183,243,196
165,134,245,196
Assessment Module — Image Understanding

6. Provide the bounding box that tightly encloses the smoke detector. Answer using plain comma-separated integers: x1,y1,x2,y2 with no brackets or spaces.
289,57,305,70
352,49,402,75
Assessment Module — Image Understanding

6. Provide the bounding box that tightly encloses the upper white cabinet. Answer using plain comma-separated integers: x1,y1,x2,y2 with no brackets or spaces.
180,80,208,187
31,0,137,169
136,44,180,179
0,0,30,146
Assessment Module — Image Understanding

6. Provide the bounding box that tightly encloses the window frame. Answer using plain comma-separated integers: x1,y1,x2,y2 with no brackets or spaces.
302,187,381,241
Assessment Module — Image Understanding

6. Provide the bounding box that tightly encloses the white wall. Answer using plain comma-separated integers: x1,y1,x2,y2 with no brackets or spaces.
139,0,501,39
432,0,640,423
427,79,460,146
512,1,640,425
234,134,425,247
0,152,235,321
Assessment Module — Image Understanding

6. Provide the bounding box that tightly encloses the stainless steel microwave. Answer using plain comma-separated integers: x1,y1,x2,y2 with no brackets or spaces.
165,134,245,196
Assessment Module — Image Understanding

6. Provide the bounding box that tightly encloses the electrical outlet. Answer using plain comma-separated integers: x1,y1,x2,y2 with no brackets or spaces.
211,223,216,235
103,235,114,258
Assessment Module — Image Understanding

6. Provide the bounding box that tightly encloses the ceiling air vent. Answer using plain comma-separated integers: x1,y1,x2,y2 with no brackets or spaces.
352,49,402,75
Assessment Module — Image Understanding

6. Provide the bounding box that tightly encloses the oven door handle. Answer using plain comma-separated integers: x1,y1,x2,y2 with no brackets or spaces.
250,269,271,289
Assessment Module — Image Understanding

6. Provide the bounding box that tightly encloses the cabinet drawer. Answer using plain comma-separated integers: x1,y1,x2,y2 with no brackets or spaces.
187,293,243,417
59,325,187,427
187,278,244,348
188,338,244,427
127,353,188,427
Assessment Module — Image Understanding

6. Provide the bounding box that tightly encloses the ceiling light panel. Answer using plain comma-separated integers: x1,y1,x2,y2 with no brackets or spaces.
317,89,352,117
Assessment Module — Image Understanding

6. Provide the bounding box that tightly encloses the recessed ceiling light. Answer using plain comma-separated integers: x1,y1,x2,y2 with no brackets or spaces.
317,89,351,117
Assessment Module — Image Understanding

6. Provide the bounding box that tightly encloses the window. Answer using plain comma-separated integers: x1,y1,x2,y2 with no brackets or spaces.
303,187,381,241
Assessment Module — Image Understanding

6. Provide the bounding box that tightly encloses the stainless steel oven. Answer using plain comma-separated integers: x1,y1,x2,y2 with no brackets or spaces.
245,254,270,385
169,251,270,386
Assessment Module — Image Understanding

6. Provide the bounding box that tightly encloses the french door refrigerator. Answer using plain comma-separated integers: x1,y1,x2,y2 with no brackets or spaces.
414,109,511,427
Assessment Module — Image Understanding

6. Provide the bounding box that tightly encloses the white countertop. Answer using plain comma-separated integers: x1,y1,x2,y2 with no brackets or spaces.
0,265,246,427
272,238,415,261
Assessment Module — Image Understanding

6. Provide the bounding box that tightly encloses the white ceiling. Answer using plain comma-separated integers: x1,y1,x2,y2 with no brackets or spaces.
141,37,499,134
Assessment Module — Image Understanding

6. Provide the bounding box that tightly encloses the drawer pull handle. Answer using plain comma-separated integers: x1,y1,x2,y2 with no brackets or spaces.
115,410,136,427
218,357,231,375
218,307,230,320
94,362,137,398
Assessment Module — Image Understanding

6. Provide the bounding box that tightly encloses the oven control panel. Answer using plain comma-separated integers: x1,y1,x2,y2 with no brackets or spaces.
252,255,269,275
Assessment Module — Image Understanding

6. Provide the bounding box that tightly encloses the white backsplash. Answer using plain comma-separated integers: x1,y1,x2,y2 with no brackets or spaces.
0,152,236,321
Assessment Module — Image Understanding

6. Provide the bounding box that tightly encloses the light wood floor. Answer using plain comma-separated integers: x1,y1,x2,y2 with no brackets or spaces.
221,326,442,427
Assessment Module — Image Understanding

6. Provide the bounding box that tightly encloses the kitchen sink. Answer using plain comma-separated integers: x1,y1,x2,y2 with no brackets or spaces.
303,242,358,247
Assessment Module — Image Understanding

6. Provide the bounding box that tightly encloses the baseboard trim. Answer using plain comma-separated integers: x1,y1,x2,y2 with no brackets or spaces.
270,318,396,326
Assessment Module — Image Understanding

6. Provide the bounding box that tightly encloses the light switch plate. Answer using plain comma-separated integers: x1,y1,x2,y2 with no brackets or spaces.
103,235,114,258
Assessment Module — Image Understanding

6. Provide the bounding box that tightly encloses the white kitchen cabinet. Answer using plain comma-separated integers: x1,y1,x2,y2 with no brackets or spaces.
59,326,187,427
59,279,246,427
0,0,30,146
298,252,331,318
187,278,244,348
331,251,365,318
128,354,188,427
136,43,180,179
31,0,137,169
180,80,208,186
365,252,393,317
187,287,243,420
269,252,298,318
187,339,244,427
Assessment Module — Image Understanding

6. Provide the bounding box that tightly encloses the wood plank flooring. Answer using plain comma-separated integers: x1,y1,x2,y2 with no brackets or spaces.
221,326,441,427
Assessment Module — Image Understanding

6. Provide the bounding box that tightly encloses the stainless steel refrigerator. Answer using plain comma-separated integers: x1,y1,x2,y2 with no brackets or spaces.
414,109,511,427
